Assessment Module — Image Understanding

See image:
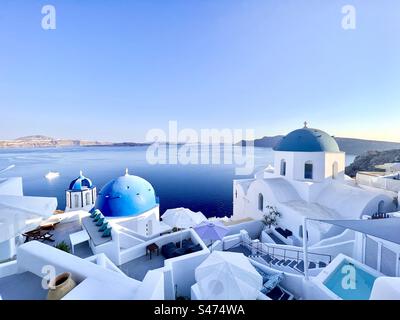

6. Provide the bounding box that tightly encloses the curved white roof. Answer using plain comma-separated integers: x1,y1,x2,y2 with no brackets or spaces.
261,178,302,203
316,182,391,219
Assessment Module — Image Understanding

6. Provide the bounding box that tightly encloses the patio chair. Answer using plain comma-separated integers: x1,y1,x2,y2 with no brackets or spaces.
185,243,202,254
181,239,193,250
23,229,41,242
161,242,178,259
23,228,54,243
39,231,55,242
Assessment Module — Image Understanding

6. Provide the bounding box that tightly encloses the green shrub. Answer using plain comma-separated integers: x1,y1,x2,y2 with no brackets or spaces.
55,241,71,253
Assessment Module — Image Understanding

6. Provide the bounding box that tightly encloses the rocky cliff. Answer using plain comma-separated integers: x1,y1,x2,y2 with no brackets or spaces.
237,136,400,156
345,149,400,177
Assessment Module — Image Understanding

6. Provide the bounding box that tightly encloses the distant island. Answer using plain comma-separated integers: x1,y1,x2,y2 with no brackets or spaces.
0,135,150,149
2,135,400,161
237,135,400,156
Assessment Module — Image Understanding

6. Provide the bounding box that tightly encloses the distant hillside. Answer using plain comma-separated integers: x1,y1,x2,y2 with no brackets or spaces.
237,136,400,155
0,135,110,148
345,149,400,177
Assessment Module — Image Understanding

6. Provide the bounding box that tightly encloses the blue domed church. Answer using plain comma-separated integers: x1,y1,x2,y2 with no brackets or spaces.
232,123,396,245
95,169,164,237
66,171,97,212
96,169,157,218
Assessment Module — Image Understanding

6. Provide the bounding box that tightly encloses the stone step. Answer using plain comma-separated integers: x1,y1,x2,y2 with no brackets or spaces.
295,260,305,273
277,259,285,266
282,260,292,266
262,255,273,263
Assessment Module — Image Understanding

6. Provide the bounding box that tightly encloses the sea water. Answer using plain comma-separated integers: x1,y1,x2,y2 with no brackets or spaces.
0,146,356,217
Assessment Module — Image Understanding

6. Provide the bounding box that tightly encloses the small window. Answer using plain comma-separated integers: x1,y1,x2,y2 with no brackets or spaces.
85,193,91,206
74,194,79,208
258,193,264,211
280,159,287,176
235,189,238,199
304,161,313,180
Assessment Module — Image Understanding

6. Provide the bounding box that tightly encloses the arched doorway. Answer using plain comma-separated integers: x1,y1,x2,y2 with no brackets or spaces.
378,201,385,214
332,162,339,179
280,159,287,176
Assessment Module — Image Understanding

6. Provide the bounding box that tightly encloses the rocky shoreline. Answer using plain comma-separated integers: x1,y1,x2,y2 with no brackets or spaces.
345,149,400,177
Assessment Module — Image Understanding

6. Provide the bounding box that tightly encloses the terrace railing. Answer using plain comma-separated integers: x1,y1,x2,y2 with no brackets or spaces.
240,231,332,271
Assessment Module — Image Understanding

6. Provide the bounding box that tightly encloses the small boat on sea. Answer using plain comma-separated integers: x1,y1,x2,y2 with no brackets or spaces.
45,171,60,180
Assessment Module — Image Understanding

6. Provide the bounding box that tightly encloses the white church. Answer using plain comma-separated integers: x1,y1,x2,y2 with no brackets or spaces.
232,124,397,244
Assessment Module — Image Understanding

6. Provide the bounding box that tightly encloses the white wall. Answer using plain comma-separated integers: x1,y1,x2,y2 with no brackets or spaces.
370,277,400,300
16,241,141,299
274,151,295,179
274,151,345,184
0,260,18,278
232,179,252,219
90,229,121,265
226,220,264,239
0,177,23,196
166,249,210,299
135,269,165,300
109,206,160,238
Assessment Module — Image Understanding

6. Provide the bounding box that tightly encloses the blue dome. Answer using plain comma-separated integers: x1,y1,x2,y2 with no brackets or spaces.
95,171,157,217
69,171,93,191
274,127,340,152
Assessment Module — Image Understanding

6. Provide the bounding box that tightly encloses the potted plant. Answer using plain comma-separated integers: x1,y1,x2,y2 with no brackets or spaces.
47,272,77,300
262,205,281,230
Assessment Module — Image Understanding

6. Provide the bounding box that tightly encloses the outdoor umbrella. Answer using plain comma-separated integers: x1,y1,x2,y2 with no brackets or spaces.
161,207,206,245
161,207,206,229
0,195,57,242
195,251,263,300
193,221,229,251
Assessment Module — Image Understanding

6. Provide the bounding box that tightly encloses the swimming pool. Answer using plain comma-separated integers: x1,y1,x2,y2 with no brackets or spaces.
324,259,377,300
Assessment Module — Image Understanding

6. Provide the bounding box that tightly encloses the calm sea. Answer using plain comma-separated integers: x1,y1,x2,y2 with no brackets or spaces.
0,146,356,218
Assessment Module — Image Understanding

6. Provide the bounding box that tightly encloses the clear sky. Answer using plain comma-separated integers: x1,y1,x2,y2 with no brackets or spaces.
0,0,399,142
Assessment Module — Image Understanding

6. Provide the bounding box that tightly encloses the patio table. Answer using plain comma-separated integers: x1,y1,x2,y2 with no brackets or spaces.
146,243,160,260
69,230,90,254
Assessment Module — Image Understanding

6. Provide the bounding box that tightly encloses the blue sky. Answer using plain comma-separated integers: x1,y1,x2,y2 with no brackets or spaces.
0,0,399,142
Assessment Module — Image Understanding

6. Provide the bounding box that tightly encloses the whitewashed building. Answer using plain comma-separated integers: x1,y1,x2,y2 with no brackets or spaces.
232,124,397,244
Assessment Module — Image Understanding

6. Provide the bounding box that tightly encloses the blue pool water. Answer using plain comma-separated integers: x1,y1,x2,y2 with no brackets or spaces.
0,146,356,218
324,260,377,300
